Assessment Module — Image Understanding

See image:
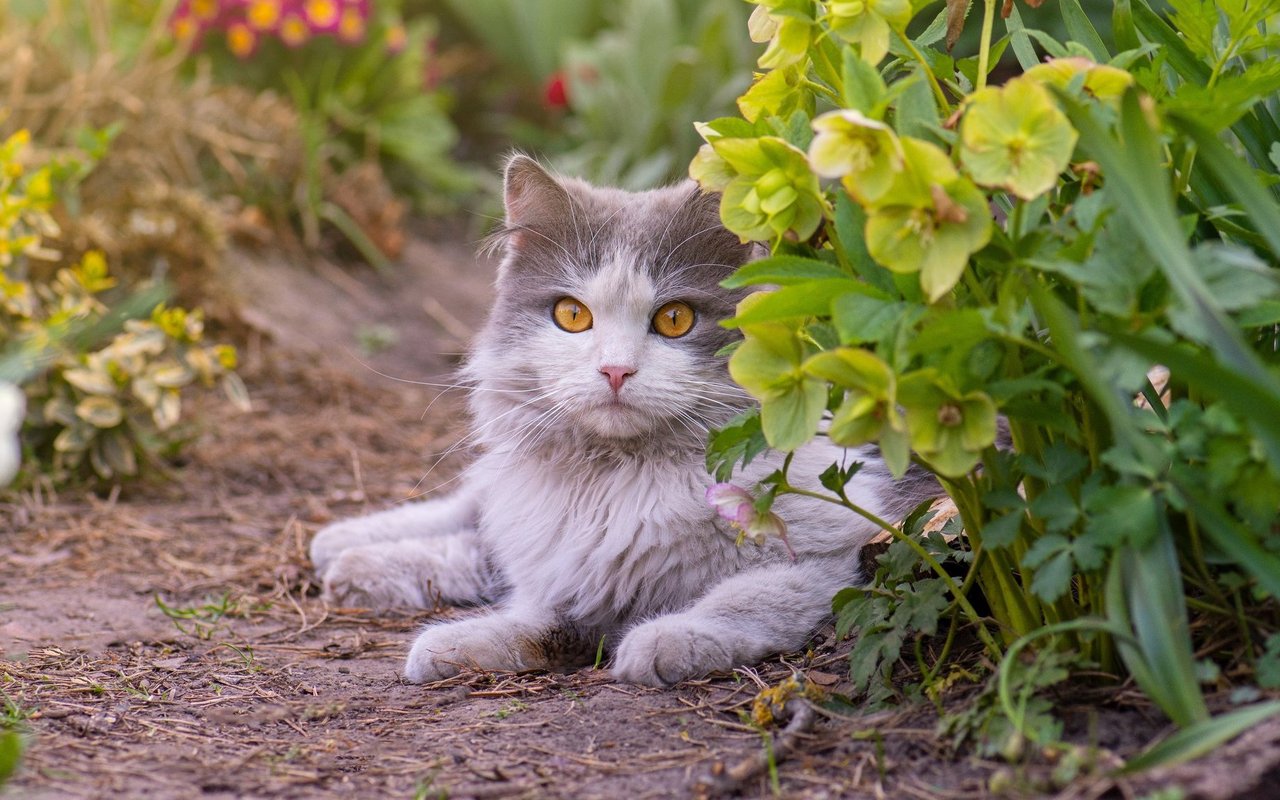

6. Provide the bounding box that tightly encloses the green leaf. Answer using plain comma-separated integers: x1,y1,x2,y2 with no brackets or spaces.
832,192,897,295
1121,701,1280,774
840,45,887,115
831,293,908,344
1109,525,1209,727
1174,112,1280,261
1058,0,1110,60
723,279,866,326
1171,474,1280,600
1112,0,1141,52
894,70,941,142
722,256,850,288
760,376,827,451
1063,90,1280,463
75,396,123,429
0,729,21,785
1024,539,1075,603
1002,3,1040,72
982,511,1024,549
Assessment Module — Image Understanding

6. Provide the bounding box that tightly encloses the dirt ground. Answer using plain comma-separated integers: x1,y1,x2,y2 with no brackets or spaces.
2,229,1279,799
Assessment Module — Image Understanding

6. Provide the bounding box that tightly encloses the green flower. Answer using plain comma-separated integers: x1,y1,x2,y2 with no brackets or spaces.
728,315,825,451
1023,57,1134,105
825,0,913,66
863,138,992,302
959,76,1078,200
737,63,810,123
748,0,815,70
898,371,997,478
808,109,904,205
692,135,826,243
803,347,910,476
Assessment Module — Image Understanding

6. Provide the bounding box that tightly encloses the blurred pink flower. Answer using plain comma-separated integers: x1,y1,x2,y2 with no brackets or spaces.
706,483,793,557
543,71,569,109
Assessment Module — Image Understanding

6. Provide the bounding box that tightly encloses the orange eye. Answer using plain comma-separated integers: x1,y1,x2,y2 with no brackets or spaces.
652,301,695,338
552,297,593,332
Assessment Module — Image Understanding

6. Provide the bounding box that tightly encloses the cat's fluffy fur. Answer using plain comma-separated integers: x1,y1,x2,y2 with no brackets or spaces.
310,156,939,686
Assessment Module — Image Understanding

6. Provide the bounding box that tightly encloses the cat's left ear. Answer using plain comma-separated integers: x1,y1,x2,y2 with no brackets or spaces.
678,185,763,264
503,155,573,238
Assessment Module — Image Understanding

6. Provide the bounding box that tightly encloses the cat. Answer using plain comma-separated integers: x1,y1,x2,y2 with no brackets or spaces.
308,156,940,686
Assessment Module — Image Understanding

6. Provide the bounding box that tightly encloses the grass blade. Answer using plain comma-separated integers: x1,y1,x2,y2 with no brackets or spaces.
1170,474,1280,600
1108,530,1209,727
1062,91,1280,434
1173,113,1280,257
1058,0,1109,61
1121,701,1280,773
1109,331,1280,465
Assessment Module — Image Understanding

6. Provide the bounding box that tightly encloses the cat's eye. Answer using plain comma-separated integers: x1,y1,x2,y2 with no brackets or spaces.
552,297,593,333
652,301,695,338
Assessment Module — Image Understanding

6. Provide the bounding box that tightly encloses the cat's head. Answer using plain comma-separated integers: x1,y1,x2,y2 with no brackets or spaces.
464,155,757,450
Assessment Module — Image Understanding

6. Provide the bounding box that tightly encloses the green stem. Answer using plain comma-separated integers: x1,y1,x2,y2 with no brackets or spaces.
897,31,949,113
782,483,1004,660
976,0,997,91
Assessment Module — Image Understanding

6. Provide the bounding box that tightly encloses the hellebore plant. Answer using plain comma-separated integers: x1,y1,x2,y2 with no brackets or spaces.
699,0,1280,764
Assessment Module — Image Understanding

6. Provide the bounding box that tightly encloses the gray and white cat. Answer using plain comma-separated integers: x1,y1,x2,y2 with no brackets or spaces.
309,156,938,686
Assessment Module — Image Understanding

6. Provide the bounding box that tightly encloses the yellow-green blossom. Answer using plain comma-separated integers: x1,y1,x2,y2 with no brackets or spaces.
748,0,815,70
808,109,904,205
825,0,913,66
863,138,992,302
959,76,1078,200
898,371,997,478
691,136,826,244
1023,57,1135,104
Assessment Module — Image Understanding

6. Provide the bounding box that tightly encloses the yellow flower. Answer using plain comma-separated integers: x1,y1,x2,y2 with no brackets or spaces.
226,22,257,59
305,0,340,29
171,14,199,44
246,0,281,31
338,7,366,42
190,0,218,22
280,14,309,47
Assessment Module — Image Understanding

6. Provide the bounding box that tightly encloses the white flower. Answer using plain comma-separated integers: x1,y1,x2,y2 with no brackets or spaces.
0,382,24,486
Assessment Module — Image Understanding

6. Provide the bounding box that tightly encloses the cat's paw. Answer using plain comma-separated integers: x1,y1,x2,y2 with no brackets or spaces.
309,519,373,577
321,546,426,610
612,617,732,687
403,618,523,683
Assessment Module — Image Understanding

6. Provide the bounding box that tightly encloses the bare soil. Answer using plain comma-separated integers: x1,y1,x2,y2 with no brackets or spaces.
2,229,1278,799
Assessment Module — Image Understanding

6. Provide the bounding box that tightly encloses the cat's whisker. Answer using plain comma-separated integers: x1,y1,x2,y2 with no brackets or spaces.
588,204,629,251
658,224,728,273
408,390,562,494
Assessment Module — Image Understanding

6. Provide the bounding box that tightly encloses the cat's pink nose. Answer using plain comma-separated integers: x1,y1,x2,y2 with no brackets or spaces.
599,365,636,393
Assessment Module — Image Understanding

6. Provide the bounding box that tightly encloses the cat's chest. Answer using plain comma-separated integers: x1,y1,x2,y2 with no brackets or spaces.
471,449,747,621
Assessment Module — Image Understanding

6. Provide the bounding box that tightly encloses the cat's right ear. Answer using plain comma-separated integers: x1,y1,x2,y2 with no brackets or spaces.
502,155,573,246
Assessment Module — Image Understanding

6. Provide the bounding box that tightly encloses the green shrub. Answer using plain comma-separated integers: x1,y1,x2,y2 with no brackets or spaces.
702,0,1280,759
0,130,246,485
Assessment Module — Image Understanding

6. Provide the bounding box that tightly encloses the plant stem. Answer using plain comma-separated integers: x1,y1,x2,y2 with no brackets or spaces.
976,0,997,91
896,32,949,113
781,483,1004,659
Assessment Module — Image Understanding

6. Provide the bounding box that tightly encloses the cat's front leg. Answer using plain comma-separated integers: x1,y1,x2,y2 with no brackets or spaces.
404,606,597,683
309,485,480,576
322,532,494,610
612,559,852,686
